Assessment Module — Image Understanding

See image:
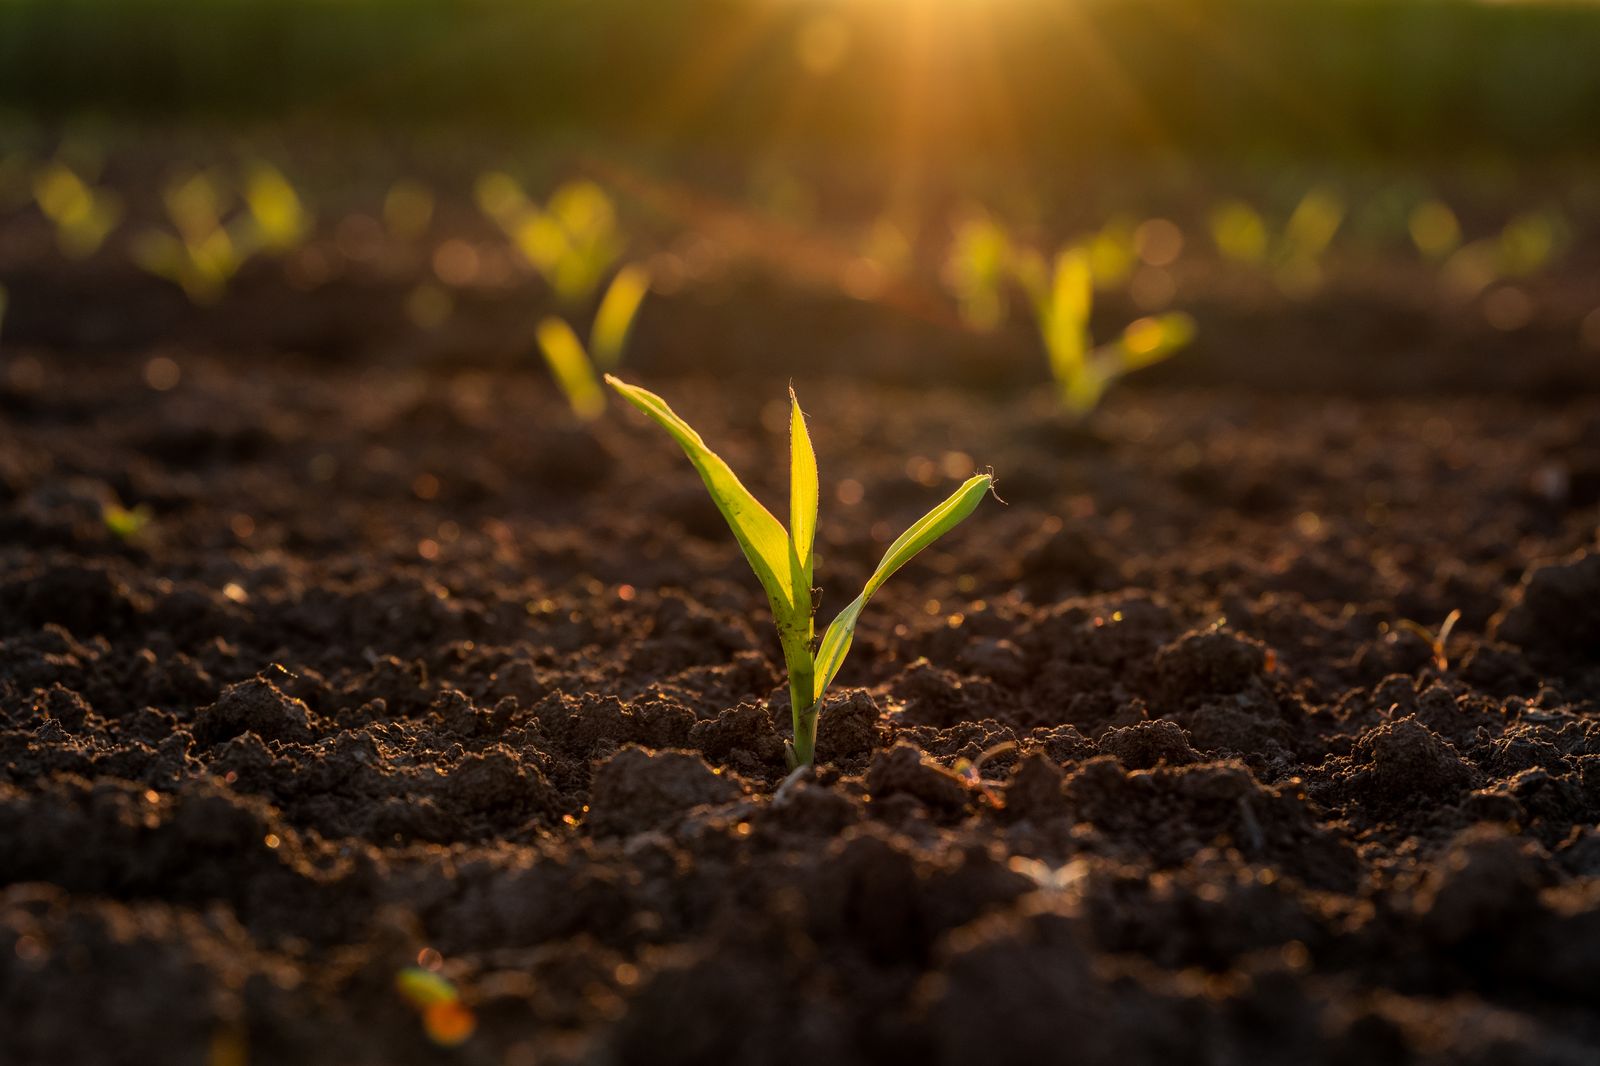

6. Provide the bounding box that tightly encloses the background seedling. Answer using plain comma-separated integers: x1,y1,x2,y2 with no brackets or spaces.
395,966,475,1047
942,211,1012,331
1016,247,1195,416
241,161,310,253
535,265,651,421
1208,187,1345,295
477,175,623,305
606,375,993,767
131,170,245,305
33,161,121,259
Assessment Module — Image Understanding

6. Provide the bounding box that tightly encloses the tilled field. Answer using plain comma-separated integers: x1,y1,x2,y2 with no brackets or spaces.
2,338,1599,1064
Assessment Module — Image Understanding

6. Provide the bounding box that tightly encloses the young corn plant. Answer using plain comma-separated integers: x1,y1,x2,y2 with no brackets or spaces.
1017,247,1195,416
535,264,651,420
33,162,121,259
476,175,623,306
1208,188,1345,296
606,375,993,767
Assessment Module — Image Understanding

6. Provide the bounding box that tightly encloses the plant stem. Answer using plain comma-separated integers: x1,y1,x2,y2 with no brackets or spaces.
788,663,817,767
791,699,819,768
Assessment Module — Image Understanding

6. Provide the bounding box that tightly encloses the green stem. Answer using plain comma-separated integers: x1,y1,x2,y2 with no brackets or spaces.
791,699,819,768
788,663,817,767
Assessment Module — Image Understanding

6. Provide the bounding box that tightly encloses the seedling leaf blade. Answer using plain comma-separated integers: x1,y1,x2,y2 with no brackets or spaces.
589,264,650,370
1045,249,1092,383
789,387,818,596
605,377,799,634
1113,312,1196,373
812,473,992,703
536,317,605,421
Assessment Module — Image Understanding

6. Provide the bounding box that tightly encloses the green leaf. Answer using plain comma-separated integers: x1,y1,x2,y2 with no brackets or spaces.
812,473,992,704
789,387,818,598
536,317,604,421
1111,312,1195,373
1044,248,1092,382
589,264,651,370
605,377,807,661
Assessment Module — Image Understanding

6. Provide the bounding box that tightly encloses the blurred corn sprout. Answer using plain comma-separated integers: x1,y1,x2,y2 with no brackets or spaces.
476,175,622,305
1080,216,1139,290
1016,247,1195,416
1436,209,1568,298
534,264,652,421
33,162,121,259
1208,187,1345,296
133,163,311,304
941,211,1012,330
242,162,310,253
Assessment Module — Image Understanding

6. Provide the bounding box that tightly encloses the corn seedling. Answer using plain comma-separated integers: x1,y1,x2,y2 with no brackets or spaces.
395,967,475,1047
241,162,310,253
1440,210,1568,299
535,265,651,421
1081,217,1139,290
33,162,121,259
1394,609,1462,672
1017,247,1195,416
1208,188,1345,295
131,170,247,305
102,502,152,541
477,175,623,305
606,375,994,767
942,211,1012,331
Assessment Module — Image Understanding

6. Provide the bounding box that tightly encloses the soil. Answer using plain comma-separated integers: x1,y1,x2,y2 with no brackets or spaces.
3,163,1600,1065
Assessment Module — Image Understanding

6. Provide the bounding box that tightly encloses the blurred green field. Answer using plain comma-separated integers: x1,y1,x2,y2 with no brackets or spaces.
1,0,1598,162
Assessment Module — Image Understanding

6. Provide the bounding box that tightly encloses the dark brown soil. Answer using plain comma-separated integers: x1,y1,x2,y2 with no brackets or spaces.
4,160,1600,1064
4,339,1599,1064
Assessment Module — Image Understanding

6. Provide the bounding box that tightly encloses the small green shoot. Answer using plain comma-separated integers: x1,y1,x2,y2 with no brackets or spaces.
942,211,1013,331
477,175,623,305
1440,210,1568,298
1018,247,1195,416
1394,608,1462,672
589,263,651,370
535,317,605,420
132,170,244,305
534,265,651,420
33,162,121,259
102,502,153,541
1208,188,1345,295
395,966,476,1047
242,161,310,253
606,375,993,767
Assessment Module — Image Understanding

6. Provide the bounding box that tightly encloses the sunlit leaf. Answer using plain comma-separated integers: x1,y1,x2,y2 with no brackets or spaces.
1209,200,1268,264
604,376,803,649
1114,312,1196,372
588,264,650,369
1044,248,1092,383
813,473,992,703
244,162,309,252
536,317,605,421
788,386,818,607
1283,187,1344,261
